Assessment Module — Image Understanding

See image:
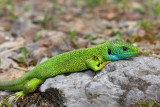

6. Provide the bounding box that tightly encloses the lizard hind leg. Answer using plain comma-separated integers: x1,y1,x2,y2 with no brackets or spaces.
5,78,44,104
23,78,44,94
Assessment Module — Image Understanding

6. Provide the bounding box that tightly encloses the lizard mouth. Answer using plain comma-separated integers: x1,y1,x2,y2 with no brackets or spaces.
122,52,140,57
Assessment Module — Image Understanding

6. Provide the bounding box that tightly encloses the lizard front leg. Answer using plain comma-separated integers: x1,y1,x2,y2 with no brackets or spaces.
85,57,111,71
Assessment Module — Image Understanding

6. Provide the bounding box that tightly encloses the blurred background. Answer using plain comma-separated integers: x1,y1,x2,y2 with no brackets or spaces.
0,0,160,52
0,0,159,79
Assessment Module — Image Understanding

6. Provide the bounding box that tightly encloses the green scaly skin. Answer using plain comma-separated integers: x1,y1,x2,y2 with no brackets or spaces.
0,40,139,103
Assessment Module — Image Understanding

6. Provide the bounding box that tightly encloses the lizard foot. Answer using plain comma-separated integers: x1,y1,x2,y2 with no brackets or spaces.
5,91,26,104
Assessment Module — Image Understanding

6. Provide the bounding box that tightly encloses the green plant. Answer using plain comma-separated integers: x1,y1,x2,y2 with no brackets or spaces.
34,34,42,42
145,0,160,17
113,0,128,8
0,58,1,67
85,34,97,40
113,0,121,5
2,99,12,107
8,13,17,19
37,13,59,29
132,100,160,107
85,34,92,39
113,28,123,40
149,100,154,107
137,20,153,30
129,37,135,44
0,0,16,19
14,47,37,67
84,0,105,6
69,29,76,40
23,5,30,12
69,29,78,47
0,0,12,4
42,14,53,26
115,32,122,40
18,47,27,62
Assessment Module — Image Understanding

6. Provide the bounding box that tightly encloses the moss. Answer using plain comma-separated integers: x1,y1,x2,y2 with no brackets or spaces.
131,100,160,107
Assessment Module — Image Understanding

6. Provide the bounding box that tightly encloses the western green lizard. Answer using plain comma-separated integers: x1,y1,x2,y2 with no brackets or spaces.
0,40,139,103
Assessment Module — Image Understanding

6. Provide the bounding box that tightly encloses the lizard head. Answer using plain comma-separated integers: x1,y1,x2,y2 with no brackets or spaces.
105,40,140,61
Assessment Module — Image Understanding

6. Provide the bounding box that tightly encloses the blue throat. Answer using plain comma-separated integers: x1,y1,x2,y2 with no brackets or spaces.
106,54,127,61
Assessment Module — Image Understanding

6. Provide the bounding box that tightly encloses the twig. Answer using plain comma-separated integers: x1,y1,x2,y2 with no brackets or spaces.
13,66,29,72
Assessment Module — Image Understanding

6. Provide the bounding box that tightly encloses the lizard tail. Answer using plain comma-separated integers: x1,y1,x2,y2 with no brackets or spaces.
0,71,32,91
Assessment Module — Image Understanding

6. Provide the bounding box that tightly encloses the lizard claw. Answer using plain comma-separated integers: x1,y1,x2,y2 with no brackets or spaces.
5,91,25,104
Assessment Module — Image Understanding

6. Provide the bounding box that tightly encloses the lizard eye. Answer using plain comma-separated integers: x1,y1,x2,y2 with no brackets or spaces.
123,47,128,51
108,49,111,55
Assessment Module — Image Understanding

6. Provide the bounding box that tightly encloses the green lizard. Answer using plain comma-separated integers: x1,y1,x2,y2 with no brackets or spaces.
0,40,139,103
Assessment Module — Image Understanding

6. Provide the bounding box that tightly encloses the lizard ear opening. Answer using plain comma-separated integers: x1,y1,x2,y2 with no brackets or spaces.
108,48,111,55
